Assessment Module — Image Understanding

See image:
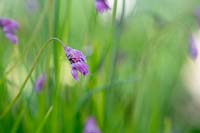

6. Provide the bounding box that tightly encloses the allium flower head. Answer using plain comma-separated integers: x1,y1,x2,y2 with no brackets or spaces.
84,117,101,133
0,18,19,44
95,0,110,13
64,46,89,80
189,35,198,60
35,74,46,92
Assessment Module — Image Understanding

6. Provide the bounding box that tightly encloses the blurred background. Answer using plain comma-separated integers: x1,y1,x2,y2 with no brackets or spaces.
0,0,200,132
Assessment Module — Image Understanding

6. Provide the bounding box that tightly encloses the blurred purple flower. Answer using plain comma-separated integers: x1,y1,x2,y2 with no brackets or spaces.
95,0,110,13
64,46,89,80
26,0,39,13
196,8,200,25
0,18,19,44
35,74,46,92
189,35,198,60
5,33,18,44
84,117,101,133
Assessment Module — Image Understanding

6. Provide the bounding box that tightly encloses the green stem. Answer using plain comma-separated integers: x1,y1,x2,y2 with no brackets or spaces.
51,0,61,132
62,0,71,41
53,0,60,87
104,0,126,130
11,107,25,133
0,37,66,119
112,0,118,24
36,106,53,133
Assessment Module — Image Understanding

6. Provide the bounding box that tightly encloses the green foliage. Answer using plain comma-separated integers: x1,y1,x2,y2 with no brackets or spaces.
0,0,199,132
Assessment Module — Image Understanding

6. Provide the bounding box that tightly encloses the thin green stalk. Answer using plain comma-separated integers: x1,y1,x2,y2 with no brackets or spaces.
62,0,71,42
51,0,62,132
36,106,53,133
53,0,60,86
0,37,66,119
88,0,119,79
11,107,25,133
104,0,128,131
112,0,118,24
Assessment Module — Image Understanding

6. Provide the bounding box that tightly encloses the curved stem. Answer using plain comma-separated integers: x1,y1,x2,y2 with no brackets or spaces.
51,37,65,47
0,37,65,119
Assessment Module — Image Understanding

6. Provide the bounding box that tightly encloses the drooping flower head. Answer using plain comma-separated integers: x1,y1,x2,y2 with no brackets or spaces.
0,18,19,44
64,46,89,80
95,0,110,13
35,74,46,92
84,117,101,133
189,35,198,60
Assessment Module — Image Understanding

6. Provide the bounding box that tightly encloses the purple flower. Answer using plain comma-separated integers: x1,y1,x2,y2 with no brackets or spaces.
64,46,89,80
0,18,19,44
84,117,101,133
95,0,110,13
189,35,198,60
26,0,39,13
196,8,200,25
35,74,46,92
5,33,18,44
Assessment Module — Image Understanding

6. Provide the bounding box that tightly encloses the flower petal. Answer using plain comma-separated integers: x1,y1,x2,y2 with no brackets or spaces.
5,33,18,44
64,46,89,80
189,35,198,60
84,117,101,133
71,68,79,80
35,74,46,92
96,0,110,13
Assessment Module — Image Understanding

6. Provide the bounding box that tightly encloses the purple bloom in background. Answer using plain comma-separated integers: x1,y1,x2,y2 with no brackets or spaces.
0,18,19,44
189,35,198,60
5,33,18,44
26,0,39,13
64,46,89,80
196,8,200,25
95,0,110,13
84,117,101,133
35,74,46,92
